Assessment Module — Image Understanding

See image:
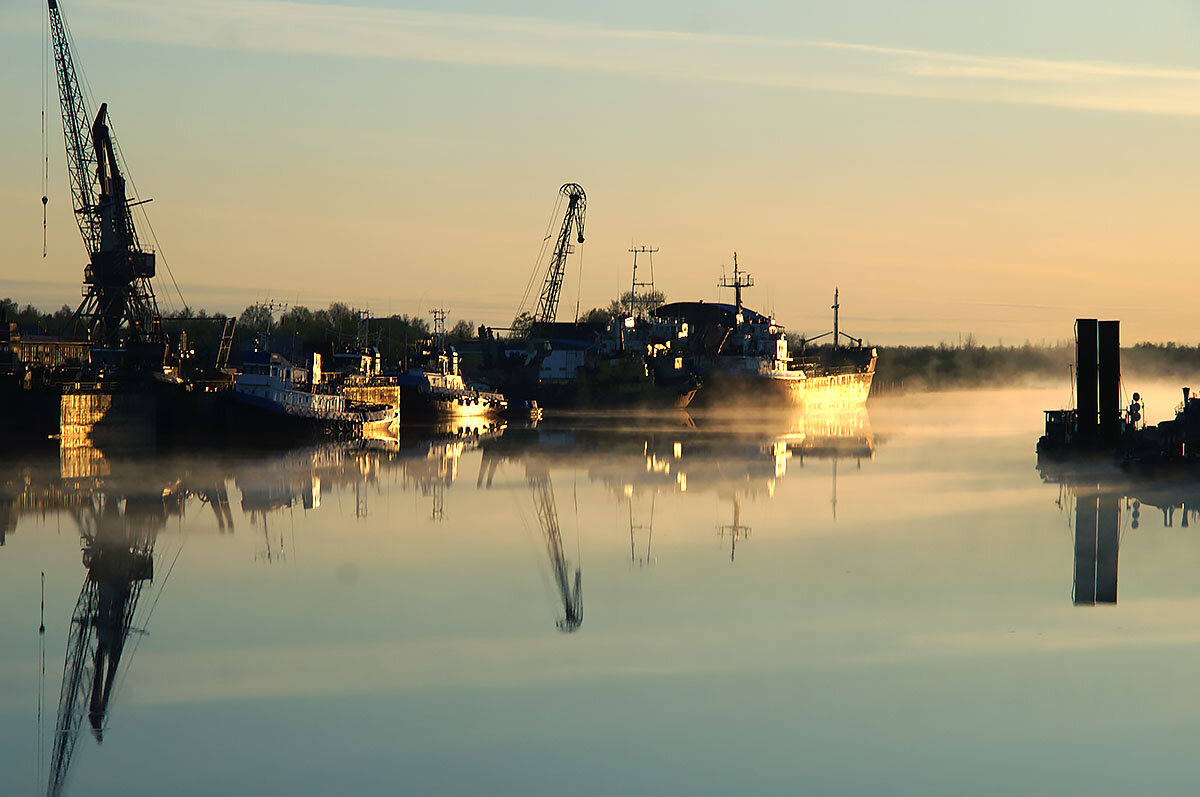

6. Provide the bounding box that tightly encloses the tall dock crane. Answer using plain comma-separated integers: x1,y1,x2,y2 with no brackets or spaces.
47,0,164,355
532,183,587,328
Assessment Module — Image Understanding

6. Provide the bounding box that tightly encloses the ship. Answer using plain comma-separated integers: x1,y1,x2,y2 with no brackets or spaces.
654,255,875,408
397,312,509,420
234,351,398,440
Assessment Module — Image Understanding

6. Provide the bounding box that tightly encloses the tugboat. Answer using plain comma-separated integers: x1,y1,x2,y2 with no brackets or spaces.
654,255,875,408
397,310,508,421
234,351,398,440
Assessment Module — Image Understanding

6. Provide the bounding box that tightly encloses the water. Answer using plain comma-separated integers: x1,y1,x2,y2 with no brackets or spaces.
4,387,1200,796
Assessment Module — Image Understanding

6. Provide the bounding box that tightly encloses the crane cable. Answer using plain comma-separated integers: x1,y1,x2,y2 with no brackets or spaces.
573,240,585,323
108,121,189,314
516,193,564,322
42,5,49,257
110,536,185,713
38,572,46,793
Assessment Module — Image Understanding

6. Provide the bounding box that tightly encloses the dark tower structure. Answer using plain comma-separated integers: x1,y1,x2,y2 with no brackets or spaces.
48,0,164,362
1075,318,1098,446
1098,320,1121,446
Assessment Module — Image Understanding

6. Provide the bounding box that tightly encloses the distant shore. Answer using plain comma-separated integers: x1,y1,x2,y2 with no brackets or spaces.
8,296,1200,395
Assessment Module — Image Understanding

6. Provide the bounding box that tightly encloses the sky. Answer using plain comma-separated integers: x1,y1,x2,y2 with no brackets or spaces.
3,0,1200,344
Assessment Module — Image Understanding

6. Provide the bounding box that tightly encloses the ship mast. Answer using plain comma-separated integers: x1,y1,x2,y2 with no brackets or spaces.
717,252,753,314
832,288,840,350
628,245,658,318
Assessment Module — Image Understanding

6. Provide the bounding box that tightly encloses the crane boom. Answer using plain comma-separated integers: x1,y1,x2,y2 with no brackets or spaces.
533,183,586,327
47,0,99,253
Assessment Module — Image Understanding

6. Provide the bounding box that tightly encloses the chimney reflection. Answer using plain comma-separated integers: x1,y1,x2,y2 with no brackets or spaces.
1072,491,1119,605
1035,458,1200,607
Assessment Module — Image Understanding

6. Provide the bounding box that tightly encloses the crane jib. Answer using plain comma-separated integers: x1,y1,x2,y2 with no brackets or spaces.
533,183,587,327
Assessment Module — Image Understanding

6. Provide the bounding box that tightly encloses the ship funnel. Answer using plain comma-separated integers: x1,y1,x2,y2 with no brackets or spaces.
1098,320,1120,445
1075,319,1098,446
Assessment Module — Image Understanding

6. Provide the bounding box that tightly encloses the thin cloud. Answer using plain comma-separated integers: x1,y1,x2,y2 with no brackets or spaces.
41,0,1200,117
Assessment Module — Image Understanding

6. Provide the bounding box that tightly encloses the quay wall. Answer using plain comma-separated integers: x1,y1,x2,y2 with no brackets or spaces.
60,390,156,449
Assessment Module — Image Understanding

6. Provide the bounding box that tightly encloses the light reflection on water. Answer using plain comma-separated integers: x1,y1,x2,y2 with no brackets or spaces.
4,389,1200,795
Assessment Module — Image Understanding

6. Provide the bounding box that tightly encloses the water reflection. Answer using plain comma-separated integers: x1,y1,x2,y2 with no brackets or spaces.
1,407,878,795
43,462,171,797
480,408,875,563
1039,459,1200,605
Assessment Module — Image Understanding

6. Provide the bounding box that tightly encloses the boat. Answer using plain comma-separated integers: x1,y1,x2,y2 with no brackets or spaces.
397,338,508,420
234,351,398,439
654,257,875,408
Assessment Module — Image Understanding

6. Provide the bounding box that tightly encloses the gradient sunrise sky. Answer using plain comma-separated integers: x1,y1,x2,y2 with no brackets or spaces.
3,0,1200,344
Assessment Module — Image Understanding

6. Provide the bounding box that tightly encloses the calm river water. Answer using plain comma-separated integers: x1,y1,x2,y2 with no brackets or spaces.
4,386,1200,796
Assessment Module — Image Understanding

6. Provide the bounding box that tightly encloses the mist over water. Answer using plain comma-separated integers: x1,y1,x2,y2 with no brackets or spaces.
4,388,1200,795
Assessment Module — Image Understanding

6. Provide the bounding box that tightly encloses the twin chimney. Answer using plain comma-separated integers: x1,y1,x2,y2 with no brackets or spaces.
1075,318,1121,447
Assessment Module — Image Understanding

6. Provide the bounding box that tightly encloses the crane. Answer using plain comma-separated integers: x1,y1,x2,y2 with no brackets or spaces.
48,498,154,797
529,473,583,632
47,0,164,354
532,183,587,328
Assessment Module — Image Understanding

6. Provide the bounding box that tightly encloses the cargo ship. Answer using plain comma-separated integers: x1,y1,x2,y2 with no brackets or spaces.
653,256,875,408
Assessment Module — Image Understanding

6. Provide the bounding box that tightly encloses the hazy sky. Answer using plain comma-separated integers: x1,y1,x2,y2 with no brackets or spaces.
4,0,1200,344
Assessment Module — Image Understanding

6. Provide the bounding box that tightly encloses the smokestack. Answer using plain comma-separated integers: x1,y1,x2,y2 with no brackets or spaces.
1098,320,1120,445
1076,319,1098,446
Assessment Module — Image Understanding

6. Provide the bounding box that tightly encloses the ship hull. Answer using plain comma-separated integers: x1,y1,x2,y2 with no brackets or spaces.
398,385,506,420
694,360,874,409
528,380,697,410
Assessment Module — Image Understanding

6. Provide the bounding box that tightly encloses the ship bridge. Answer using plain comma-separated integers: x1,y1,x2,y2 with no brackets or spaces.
652,302,773,327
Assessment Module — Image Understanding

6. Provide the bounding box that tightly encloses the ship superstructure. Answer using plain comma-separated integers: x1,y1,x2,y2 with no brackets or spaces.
655,255,875,408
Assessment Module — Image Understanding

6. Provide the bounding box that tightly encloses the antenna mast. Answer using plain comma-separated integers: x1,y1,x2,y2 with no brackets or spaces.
832,288,839,350
717,252,753,313
429,308,448,350
627,245,659,318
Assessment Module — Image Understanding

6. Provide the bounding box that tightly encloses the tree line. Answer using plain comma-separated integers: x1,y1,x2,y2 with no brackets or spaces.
1,297,476,368
10,295,1200,389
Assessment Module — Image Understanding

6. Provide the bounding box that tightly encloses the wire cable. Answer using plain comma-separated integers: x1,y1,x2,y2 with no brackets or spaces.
42,6,49,257
573,240,585,322
516,193,564,322
111,536,185,706
108,120,188,312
